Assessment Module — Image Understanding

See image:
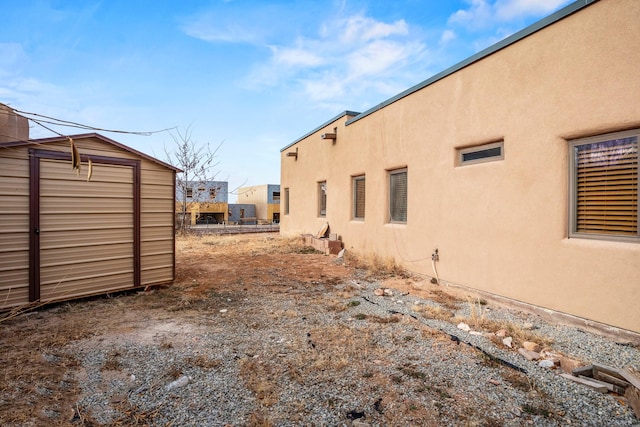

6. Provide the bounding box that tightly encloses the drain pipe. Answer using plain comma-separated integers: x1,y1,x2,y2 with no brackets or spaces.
431,248,440,284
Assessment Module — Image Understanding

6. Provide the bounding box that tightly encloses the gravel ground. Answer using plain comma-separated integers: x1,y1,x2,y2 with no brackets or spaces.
63,277,639,427
3,234,639,427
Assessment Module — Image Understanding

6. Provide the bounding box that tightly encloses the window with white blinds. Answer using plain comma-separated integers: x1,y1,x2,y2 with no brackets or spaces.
570,130,638,241
353,176,365,220
389,169,407,223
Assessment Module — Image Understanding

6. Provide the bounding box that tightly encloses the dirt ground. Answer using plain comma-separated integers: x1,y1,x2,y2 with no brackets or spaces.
0,233,388,426
0,233,637,426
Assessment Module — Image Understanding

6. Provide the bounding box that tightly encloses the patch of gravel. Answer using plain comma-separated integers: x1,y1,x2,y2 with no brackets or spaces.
62,279,640,426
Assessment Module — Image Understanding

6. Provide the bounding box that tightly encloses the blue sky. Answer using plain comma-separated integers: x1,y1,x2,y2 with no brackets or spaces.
0,0,572,196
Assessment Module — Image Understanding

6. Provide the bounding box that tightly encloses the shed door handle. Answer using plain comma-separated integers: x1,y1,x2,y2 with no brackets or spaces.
35,228,40,235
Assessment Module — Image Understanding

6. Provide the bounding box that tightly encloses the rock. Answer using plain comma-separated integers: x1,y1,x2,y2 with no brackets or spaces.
395,300,404,305
539,360,555,368
560,356,583,373
337,248,346,258
523,322,535,330
383,289,394,297
518,348,540,361
353,421,371,427
523,341,541,352
374,288,385,296
469,331,483,336
166,375,190,391
457,322,471,332
219,309,228,313
109,394,127,404
495,329,507,337
502,337,513,348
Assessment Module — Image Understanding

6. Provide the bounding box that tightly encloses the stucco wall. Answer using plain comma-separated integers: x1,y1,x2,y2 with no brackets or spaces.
280,0,640,333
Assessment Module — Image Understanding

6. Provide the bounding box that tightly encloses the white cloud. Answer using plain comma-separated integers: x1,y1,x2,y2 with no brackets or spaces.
440,29,456,44
449,0,571,27
242,12,426,108
181,14,263,44
338,15,408,43
271,45,325,68
495,0,571,20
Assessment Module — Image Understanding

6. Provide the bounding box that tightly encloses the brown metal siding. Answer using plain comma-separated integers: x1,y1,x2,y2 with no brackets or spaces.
0,150,30,307
140,162,175,285
0,134,176,309
38,158,135,301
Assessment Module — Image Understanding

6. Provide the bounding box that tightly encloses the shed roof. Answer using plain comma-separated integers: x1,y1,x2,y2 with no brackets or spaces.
0,132,181,172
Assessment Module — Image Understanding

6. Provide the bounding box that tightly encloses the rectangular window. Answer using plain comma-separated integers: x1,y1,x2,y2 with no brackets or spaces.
318,181,327,217
284,188,290,215
353,175,365,220
186,187,193,198
457,141,504,166
569,129,638,241
389,169,407,223
273,191,280,201
209,187,217,199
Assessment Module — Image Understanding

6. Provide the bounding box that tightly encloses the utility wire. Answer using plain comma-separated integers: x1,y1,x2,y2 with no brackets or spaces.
7,108,175,136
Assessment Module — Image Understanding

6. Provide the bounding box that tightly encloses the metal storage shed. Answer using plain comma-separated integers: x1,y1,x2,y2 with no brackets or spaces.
0,126,179,309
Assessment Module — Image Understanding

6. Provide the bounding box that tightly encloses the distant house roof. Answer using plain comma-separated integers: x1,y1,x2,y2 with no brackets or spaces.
0,132,181,172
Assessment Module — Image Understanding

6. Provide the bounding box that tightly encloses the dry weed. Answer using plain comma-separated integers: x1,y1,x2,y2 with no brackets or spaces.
345,251,408,279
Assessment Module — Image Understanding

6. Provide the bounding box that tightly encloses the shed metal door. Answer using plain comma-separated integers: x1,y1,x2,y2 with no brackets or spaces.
30,150,141,302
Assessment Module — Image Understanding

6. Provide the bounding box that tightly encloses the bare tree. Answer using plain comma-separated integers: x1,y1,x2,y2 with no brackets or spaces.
165,126,222,232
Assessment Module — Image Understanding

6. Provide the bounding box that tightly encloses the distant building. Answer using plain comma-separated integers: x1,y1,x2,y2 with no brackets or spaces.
176,181,228,225
228,204,257,225
237,184,280,223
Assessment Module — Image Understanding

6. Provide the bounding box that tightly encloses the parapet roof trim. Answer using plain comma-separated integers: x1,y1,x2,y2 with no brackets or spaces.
345,0,598,126
280,110,360,152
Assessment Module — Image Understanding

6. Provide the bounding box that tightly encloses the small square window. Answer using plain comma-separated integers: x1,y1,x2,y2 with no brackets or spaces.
457,141,504,166
273,191,280,201
186,187,193,198
389,169,407,223
353,176,365,220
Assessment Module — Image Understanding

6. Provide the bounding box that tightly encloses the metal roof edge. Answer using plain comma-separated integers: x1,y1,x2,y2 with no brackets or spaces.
345,0,599,126
280,110,360,152
3,132,182,172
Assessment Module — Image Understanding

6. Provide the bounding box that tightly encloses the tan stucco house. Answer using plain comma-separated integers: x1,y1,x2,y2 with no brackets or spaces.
280,0,639,335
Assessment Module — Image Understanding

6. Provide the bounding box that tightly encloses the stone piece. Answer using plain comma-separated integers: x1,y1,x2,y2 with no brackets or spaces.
502,337,513,348
518,348,540,361
522,341,541,352
457,322,471,332
538,360,555,368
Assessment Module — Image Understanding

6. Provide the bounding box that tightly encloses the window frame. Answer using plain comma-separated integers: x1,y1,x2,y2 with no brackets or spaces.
284,187,290,215
318,181,327,217
457,141,504,166
568,129,639,243
388,168,407,224
352,175,366,220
